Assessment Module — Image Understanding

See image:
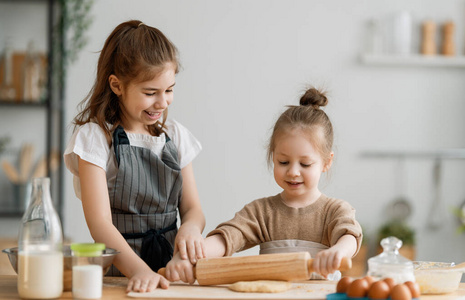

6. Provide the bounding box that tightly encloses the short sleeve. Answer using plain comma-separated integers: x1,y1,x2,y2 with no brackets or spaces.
164,119,202,169
64,123,111,177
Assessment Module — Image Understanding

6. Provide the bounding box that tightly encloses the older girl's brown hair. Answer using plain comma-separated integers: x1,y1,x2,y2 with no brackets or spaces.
73,20,180,139
267,87,333,166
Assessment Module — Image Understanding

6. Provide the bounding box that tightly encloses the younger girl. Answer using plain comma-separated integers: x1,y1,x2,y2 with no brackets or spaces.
165,87,362,284
64,20,205,292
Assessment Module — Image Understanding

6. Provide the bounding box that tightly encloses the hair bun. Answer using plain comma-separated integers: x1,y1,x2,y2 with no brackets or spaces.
299,88,328,108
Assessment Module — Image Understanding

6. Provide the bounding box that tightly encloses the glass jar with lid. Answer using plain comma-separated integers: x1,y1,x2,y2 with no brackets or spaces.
367,236,415,284
71,243,106,299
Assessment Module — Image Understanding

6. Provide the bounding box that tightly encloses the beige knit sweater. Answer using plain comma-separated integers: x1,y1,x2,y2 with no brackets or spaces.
207,194,363,257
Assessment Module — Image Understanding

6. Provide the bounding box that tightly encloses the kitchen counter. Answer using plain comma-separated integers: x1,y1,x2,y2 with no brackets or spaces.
1,275,465,299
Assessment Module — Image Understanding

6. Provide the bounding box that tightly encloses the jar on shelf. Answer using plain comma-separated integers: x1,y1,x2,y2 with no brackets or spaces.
71,243,106,299
17,177,63,299
366,18,384,55
0,37,17,101
367,236,415,284
22,40,45,102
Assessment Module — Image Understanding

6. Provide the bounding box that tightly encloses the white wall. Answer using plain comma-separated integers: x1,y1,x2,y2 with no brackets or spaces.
5,0,465,264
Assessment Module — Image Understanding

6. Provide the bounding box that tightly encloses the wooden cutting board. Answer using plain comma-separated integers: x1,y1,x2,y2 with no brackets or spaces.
127,281,336,300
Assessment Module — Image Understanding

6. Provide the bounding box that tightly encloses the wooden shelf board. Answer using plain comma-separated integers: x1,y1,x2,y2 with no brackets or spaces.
360,148,465,159
360,53,465,67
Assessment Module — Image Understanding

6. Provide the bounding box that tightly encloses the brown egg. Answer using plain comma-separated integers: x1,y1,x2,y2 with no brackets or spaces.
364,275,375,288
367,280,390,299
383,277,396,289
336,276,353,293
346,278,369,298
390,284,412,300
403,281,420,298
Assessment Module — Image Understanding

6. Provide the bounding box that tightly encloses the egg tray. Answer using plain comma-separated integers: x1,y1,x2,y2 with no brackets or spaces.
326,293,420,300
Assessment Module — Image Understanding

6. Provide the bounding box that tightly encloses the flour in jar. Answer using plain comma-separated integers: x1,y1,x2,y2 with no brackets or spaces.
73,264,103,299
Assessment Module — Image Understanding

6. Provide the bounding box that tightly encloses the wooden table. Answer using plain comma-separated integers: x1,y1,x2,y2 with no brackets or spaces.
0,276,127,300
1,275,465,300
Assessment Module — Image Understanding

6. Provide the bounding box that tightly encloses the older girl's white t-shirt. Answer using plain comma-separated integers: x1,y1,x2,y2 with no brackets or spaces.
64,119,202,199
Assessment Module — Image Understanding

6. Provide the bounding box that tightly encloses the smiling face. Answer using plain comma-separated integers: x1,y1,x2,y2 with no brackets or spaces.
272,127,332,207
109,63,176,134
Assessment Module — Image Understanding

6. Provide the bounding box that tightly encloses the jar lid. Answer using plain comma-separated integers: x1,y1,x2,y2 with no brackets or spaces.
70,243,105,257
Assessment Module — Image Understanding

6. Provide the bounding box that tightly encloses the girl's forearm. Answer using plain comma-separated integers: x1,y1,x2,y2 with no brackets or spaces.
87,218,151,278
179,207,205,233
204,234,227,258
333,234,358,257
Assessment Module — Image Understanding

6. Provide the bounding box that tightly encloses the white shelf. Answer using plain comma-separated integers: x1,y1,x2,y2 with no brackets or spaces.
360,149,465,160
360,53,465,68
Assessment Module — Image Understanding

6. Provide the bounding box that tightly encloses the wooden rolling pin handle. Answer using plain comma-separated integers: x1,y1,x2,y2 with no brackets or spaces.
307,256,352,272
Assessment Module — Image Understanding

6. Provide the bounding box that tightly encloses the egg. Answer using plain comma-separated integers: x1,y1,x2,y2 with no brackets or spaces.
367,280,390,299
403,281,420,298
336,276,353,293
390,284,412,300
383,277,396,289
346,278,369,298
364,275,375,288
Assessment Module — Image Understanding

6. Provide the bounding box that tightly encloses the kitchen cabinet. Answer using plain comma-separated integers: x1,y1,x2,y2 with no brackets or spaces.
0,0,64,219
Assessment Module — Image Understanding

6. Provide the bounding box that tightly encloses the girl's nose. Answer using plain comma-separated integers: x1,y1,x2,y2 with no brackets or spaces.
287,164,300,177
154,94,168,109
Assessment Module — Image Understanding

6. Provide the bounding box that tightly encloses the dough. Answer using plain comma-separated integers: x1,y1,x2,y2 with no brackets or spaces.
228,280,292,293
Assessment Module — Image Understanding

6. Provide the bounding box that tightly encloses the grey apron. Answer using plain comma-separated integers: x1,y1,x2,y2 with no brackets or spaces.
259,239,341,281
107,126,182,276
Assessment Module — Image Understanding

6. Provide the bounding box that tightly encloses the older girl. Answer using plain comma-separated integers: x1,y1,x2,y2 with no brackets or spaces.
64,20,205,292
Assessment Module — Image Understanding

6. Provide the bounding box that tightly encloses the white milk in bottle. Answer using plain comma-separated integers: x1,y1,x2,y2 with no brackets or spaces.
18,250,63,298
17,177,63,299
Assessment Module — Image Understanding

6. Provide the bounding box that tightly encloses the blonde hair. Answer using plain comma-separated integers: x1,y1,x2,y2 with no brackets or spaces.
267,87,333,166
73,20,180,139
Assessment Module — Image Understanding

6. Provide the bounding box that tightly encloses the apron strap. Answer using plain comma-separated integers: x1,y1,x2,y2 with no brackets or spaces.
113,125,130,166
122,220,177,272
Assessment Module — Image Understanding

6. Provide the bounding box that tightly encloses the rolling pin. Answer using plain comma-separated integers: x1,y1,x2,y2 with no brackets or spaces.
159,252,351,285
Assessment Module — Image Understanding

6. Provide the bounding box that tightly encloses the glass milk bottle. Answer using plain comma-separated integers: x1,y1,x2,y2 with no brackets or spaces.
18,177,63,299
71,243,106,299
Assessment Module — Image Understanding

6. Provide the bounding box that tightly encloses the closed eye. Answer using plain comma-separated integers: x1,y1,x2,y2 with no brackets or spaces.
278,161,288,165
301,163,312,167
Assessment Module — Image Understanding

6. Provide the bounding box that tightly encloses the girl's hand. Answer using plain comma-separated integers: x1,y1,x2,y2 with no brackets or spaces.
312,248,345,278
174,225,205,264
165,252,196,284
126,270,170,293
312,235,358,277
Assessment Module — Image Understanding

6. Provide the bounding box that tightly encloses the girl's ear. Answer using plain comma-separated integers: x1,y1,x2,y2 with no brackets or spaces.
108,75,122,96
323,152,334,172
